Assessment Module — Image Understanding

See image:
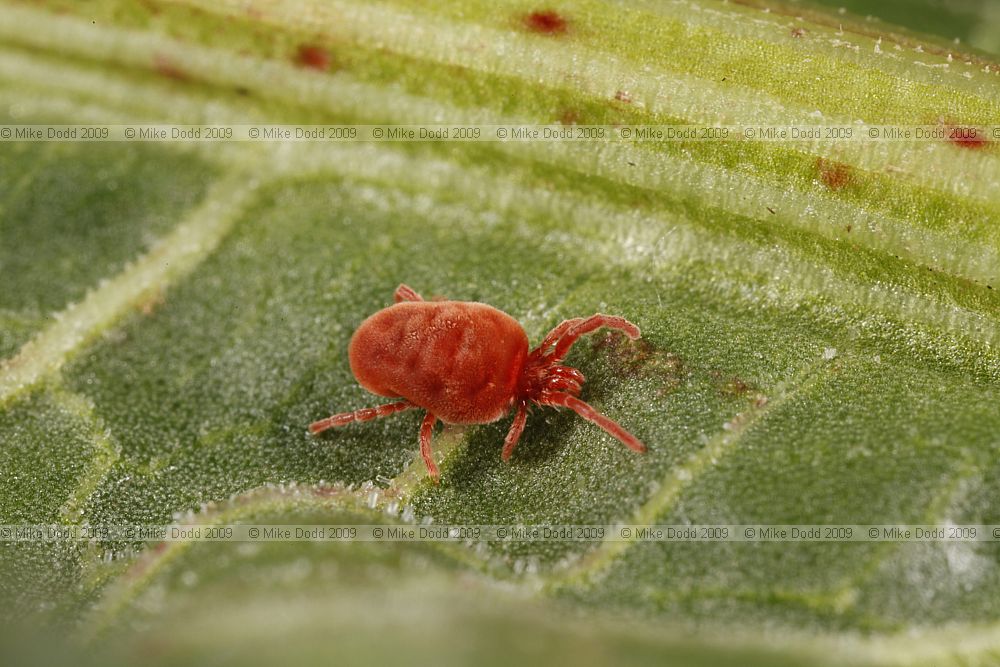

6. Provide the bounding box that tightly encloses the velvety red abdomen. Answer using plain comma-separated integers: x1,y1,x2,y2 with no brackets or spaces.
348,301,529,424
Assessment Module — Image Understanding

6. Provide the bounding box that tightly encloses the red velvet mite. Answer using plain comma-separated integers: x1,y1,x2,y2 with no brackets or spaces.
309,285,646,481
309,284,647,481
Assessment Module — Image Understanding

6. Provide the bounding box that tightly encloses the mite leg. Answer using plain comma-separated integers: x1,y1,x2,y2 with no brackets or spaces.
551,314,640,361
545,367,585,395
394,284,423,303
501,402,529,461
309,400,415,434
539,392,646,453
419,412,440,481
535,317,585,354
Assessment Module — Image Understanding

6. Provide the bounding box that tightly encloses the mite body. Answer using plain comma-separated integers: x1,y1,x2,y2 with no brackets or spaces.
310,284,646,480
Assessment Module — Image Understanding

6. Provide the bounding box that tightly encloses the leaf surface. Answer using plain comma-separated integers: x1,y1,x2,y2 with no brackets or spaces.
1,0,999,664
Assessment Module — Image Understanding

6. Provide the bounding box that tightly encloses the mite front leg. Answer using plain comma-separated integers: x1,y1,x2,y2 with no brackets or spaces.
551,315,640,361
394,284,423,303
540,391,646,453
535,317,585,354
419,412,440,481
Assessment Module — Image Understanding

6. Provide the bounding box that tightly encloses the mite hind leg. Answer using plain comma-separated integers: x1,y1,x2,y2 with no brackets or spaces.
394,284,423,303
309,400,416,434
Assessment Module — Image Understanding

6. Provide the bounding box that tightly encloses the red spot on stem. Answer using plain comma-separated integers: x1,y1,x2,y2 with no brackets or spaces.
816,158,853,190
138,289,165,316
138,0,161,15
295,45,332,71
947,126,988,150
558,109,581,125
153,55,189,81
523,10,568,35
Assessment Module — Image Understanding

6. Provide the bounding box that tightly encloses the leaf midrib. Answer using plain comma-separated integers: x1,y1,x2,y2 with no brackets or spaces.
3,3,999,295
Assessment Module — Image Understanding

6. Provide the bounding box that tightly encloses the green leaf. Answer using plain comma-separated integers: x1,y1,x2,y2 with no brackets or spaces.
1,0,1000,664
